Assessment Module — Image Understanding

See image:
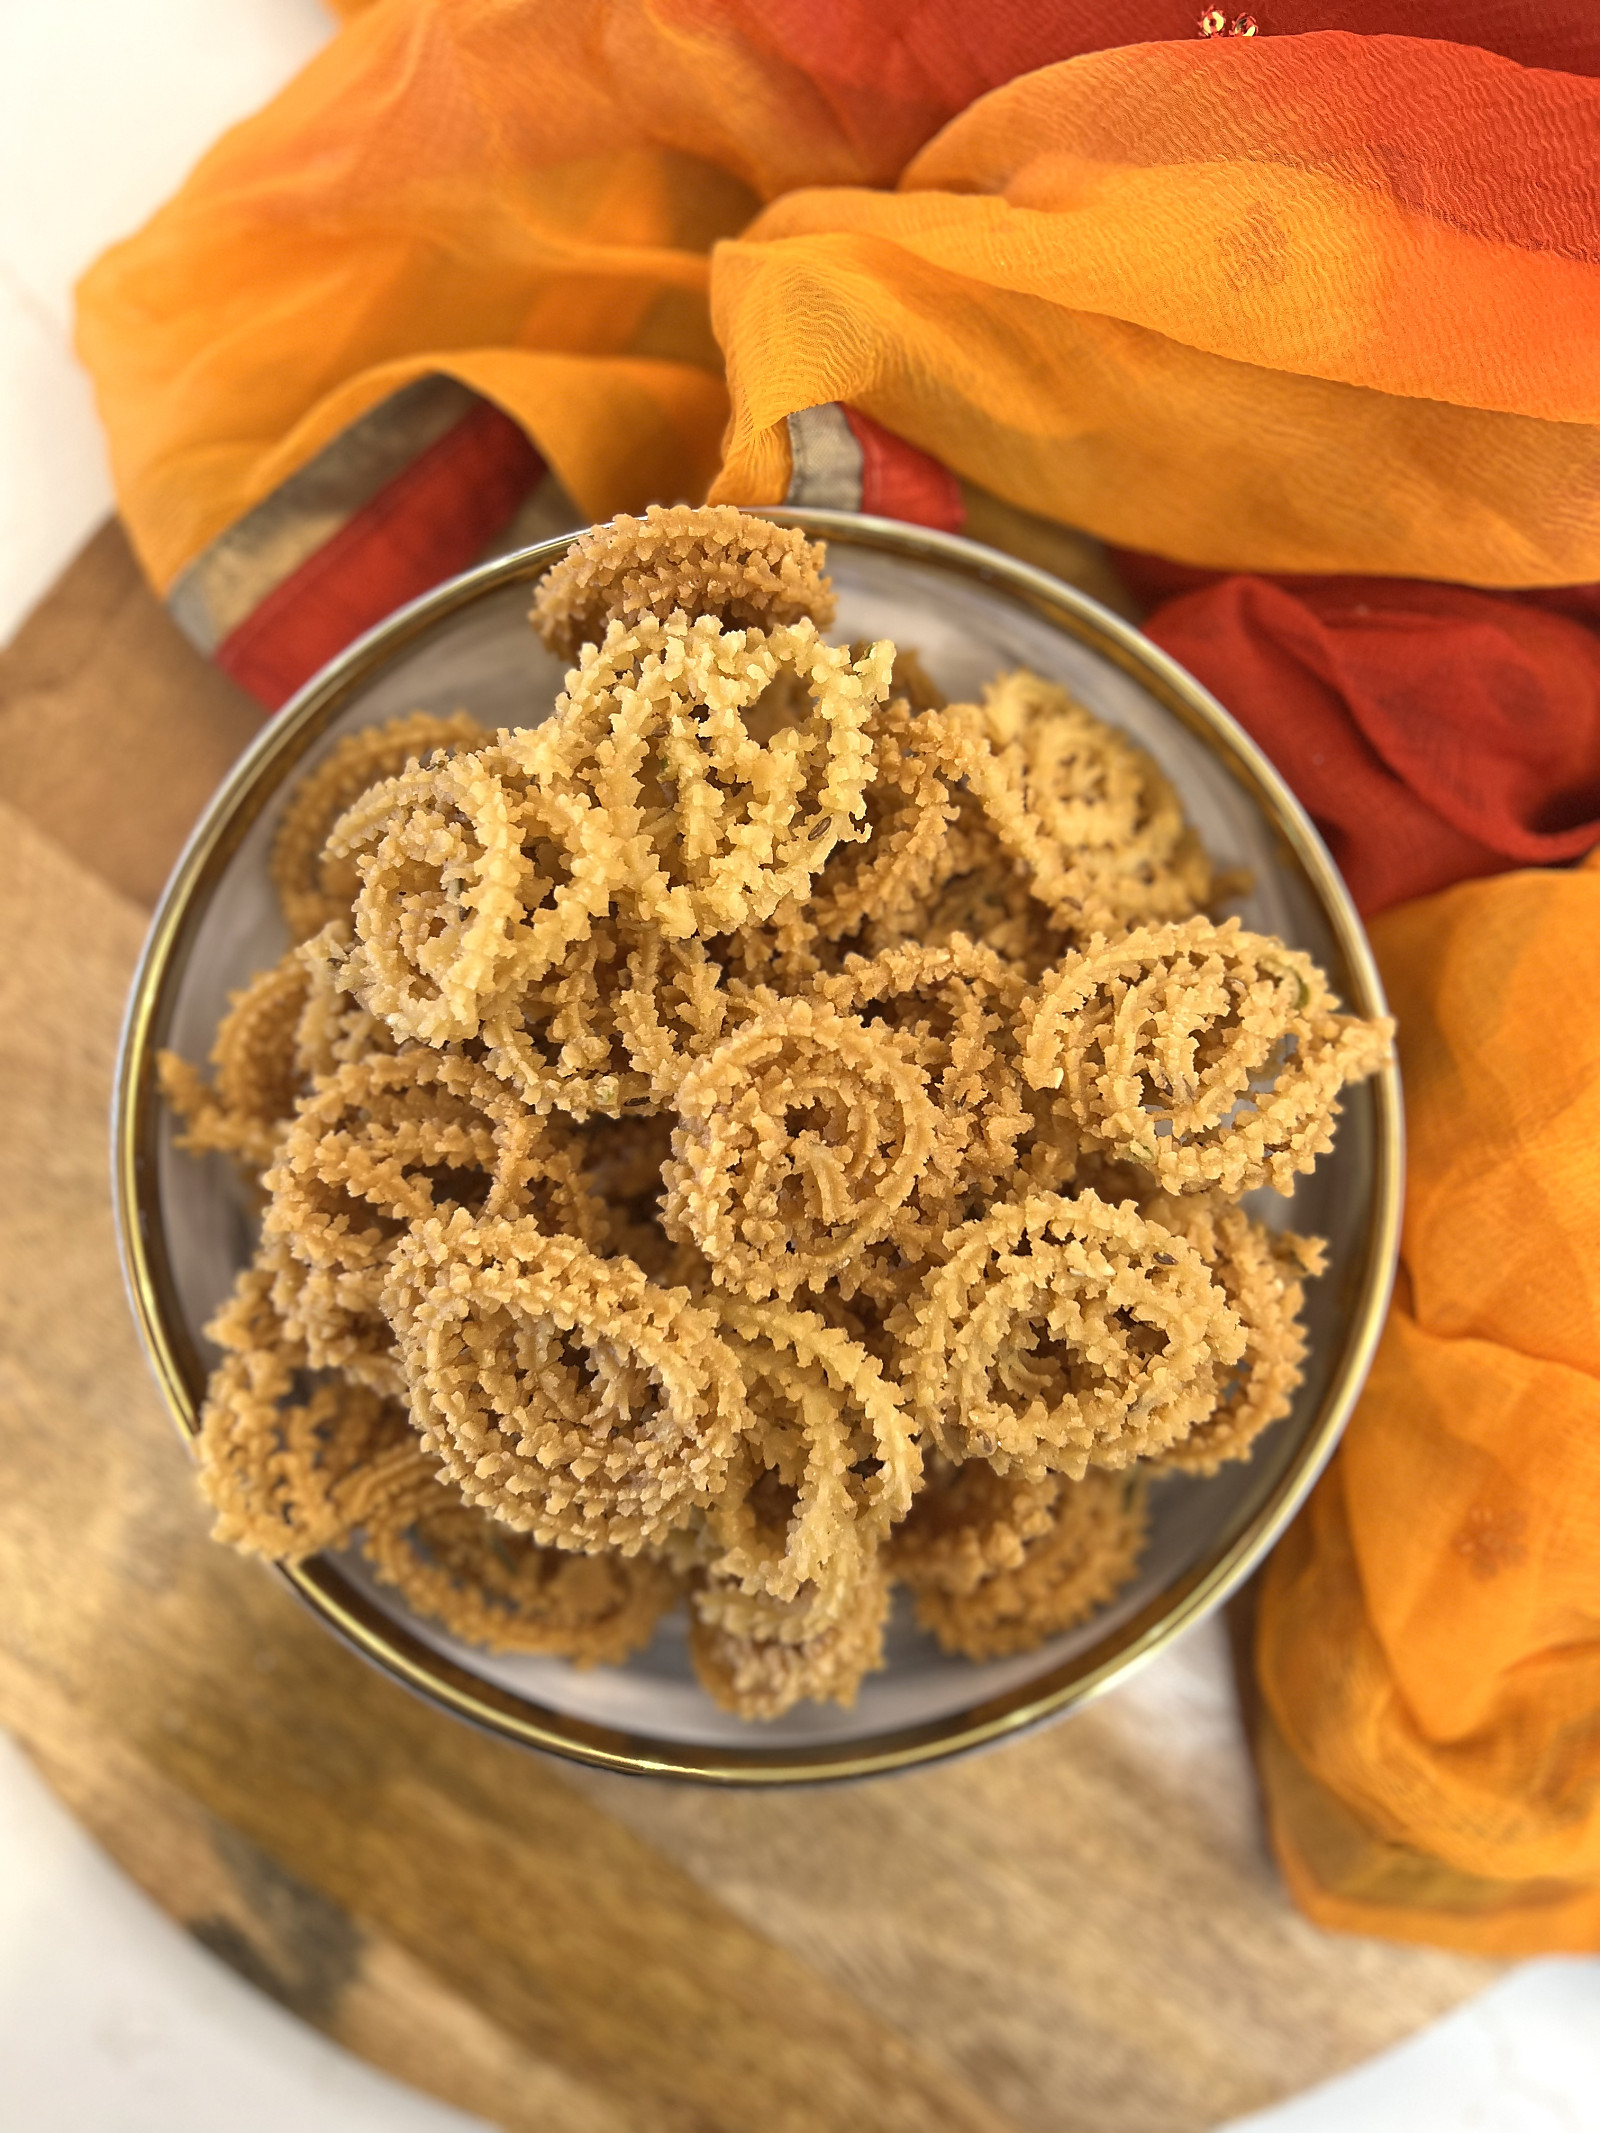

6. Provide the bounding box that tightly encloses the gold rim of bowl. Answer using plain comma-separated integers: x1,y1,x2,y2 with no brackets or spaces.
112,509,1403,1786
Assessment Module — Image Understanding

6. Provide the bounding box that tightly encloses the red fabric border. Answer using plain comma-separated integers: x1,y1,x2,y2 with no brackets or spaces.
842,405,965,533
215,400,544,710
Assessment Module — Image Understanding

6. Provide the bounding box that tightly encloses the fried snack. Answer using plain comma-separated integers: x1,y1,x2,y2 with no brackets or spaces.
663,996,941,1300
799,696,959,945
197,1256,432,1558
950,670,1212,933
1021,917,1396,1196
1139,1194,1327,1473
258,1048,600,1398
902,1468,1150,1661
531,504,834,658
362,1474,681,1662
817,935,1033,1225
523,613,890,942
385,1215,751,1553
689,1558,892,1719
264,1046,598,1274
290,920,399,1081
896,1190,1245,1478
708,1301,920,1613
329,749,621,1044
907,784,1074,976
256,1231,404,1397
270,711,486,941
566,1111,684,1276
481,919,730,1117
159,949,310,1172
887,1453,1062,1595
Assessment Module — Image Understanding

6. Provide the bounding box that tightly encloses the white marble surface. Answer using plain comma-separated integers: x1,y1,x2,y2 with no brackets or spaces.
1,3,1597,2126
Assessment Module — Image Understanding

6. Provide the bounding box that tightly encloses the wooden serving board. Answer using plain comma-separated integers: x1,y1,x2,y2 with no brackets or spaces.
0,523,1496,2133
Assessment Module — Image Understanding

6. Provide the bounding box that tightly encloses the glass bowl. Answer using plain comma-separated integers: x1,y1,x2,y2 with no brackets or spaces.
114,511,1401,1783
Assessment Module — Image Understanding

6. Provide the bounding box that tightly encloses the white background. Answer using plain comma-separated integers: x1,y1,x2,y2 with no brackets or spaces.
1,3,1597,2125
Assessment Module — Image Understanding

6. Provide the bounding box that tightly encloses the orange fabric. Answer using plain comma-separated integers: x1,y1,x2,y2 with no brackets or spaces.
76,4,1600,590
1256,856,1600,1952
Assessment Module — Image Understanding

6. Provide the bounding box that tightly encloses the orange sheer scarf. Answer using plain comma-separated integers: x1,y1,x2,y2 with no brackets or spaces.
1257,854,1600,1953
77,3,1600,592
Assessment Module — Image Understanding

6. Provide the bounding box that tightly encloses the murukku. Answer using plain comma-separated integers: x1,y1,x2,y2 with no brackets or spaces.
481,919,731,1117
816,936,1033,1225
910,789,1072,976
523,614,889,943
895,1190,1244,1478
662,997,940,1300
1138,1194,1326,1473
385,1215,751,1553
887,1454,1062,1596
264,1047,597,1275
270,711,486,942
707,1301,920,1612
197,1255,431,1559
531,504,834,659
688,1558,891,1719
159,949,311,1173
329,749,621,1044
799,696,959,946
950,671,1212,933
1020,917,1395,1196
361,1473,681,1663
258,1232,404,1397
290,920,397,1083
903,1469,1150,1661
260,1048,601,1397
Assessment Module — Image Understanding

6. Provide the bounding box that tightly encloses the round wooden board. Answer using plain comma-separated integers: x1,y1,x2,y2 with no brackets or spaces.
0,522,1495,2133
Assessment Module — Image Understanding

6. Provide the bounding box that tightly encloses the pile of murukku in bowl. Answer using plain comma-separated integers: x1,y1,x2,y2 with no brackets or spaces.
123,505,1400,1776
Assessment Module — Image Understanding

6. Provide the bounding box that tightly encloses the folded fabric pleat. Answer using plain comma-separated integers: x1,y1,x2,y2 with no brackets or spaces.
1144,577,1600,914
1255,857,1600,1951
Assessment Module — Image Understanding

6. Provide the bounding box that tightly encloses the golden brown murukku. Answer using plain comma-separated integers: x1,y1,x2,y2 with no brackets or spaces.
707,1301,919,1612
480,919,731,1117
1138,1194,1326,1473
817,936,1033,1222
257,1231,404,1397
1021,917,1395,1196
896,1190,1244,1478
800,696,959,946
385,1215,751,1553
903,1469,1150,1661
950,671,1212,933
361,1474,681,1662
290,921,398,1082
531,504,835,659
663,996,940,1300
887,1454,1061,1596
329,749,621,1044
264,1046,598,1276
688,1558,891,1719
158,950,309,1172
905,786,1072,976
197,1256,430,1558
270,711,486,942
524,613,889,943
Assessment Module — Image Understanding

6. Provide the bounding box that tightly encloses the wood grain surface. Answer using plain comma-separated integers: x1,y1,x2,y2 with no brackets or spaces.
0,523,1496,2133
